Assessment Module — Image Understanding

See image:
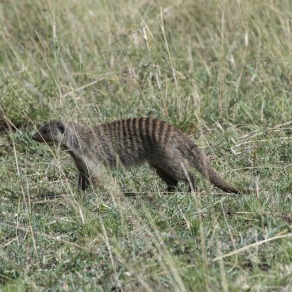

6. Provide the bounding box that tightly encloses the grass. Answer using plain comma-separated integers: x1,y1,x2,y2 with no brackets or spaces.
0,0,291,290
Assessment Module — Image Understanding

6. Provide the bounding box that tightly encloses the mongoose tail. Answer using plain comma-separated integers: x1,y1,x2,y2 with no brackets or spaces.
185,143,241,194
208,167,240,194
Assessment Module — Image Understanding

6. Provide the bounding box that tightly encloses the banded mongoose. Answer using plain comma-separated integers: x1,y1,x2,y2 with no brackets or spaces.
32,118,241,193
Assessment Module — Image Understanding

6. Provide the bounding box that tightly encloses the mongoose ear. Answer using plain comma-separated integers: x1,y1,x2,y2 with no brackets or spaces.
57,123,65,134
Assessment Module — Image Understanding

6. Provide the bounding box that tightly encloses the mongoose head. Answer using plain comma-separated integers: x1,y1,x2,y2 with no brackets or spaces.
32,120,68,146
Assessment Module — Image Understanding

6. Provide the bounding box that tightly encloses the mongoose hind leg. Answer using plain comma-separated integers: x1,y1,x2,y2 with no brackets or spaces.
78,173,90,190
151,165,178,192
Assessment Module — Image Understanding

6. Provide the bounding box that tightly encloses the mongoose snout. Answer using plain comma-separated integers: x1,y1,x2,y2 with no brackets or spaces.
33,118,245,193
32,132,44,142
32,120,66,144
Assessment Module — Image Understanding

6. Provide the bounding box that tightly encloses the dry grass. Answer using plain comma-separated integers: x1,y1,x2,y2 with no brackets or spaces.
0,0,291,291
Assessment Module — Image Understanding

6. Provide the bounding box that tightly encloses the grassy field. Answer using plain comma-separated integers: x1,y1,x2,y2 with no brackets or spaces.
0,0,291,290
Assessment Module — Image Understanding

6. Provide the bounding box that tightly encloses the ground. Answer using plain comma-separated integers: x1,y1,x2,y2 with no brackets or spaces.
0,0,291,291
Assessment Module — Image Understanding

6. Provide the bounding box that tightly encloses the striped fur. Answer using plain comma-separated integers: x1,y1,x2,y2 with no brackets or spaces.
32,118,240,193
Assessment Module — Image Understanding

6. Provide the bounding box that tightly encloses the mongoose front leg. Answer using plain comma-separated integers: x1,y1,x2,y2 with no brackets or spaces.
78,172,102,191
74,158,91,190
152,165,178,192
186,173,197,192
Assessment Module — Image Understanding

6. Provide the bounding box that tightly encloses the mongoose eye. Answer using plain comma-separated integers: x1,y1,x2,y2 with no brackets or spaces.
57,123,65,134
42,129,48,135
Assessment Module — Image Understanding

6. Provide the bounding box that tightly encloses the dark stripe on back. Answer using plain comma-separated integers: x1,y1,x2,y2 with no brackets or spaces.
138,118,144,142
163,123,171,145
158,120,166,145
136,118,144,153
152,119,158,143
132,119,141,149
118,119,124,148
145,118,152,147
122,120,129,150
126,118,133,147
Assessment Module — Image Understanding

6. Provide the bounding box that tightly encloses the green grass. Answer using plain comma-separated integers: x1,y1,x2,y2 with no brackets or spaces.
1,0,291,290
